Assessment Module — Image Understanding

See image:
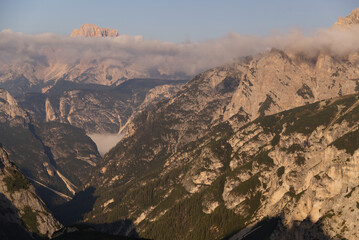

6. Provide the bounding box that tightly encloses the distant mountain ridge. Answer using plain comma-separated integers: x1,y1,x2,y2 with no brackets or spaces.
2,8,357,97
70,23,119,38
0,7,359,240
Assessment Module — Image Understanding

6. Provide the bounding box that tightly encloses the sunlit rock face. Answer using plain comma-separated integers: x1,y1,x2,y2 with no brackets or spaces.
0,88,28,123
333,8,359,29
84,46,359,239
70,23,119,38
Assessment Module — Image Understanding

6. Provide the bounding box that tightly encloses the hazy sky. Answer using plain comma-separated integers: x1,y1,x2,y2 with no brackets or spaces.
0,0,357,42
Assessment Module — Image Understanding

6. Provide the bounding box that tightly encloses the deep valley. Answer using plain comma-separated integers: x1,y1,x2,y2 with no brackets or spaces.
0,5,359,240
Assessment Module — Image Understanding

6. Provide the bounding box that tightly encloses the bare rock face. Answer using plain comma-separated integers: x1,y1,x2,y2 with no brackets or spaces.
0,89,102,210
45,98,57,122
221,50,359,123
21,79,185,134
333,8,359,29
0,88,28,123
70,23,119,38
100,27,120,37
0,146,61,238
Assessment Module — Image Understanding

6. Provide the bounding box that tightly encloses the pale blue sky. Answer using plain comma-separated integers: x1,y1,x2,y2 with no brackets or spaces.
0,0,357,42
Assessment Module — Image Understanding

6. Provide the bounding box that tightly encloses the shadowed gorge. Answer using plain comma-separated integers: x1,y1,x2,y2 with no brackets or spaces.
52,187,97,225
0,193,34,240
225,217,331,240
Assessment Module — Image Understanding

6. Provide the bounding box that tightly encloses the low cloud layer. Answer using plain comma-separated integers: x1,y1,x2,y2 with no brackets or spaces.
88,133,125,156
0,26,359,80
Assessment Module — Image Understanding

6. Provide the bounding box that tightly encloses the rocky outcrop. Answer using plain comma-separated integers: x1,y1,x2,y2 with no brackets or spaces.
0,146,61,238
222,50,359,122
139,84,183,110
0,88,28,124
45,98,57,122
70,23,119,38
333,8,359,29
21,79,185,134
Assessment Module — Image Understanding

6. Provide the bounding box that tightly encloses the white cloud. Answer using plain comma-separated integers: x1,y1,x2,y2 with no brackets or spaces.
0,26,359,80
87,133,125,156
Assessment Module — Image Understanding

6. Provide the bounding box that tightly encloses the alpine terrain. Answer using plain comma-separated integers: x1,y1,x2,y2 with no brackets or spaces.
73,8,359,240
0,5,358,240
0,145,61,239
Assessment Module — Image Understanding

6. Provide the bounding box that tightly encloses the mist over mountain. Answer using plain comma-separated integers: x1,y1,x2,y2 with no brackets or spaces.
1,15,359,96
1,5,359,240
76,8,359,239
84,46,359,239
88,133,125,156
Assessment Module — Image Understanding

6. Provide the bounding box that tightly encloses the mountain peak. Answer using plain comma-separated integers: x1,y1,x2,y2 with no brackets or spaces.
70,23,119,38
333,8,359,29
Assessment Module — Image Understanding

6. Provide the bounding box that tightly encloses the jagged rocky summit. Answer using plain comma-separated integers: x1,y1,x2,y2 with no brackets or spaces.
0,6,358,240
333,7,359,29
70,23,119,38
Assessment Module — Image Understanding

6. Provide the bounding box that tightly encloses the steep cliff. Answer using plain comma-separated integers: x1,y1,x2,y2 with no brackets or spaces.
0,88,101,206
0,146,61,238
19,79,185,133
